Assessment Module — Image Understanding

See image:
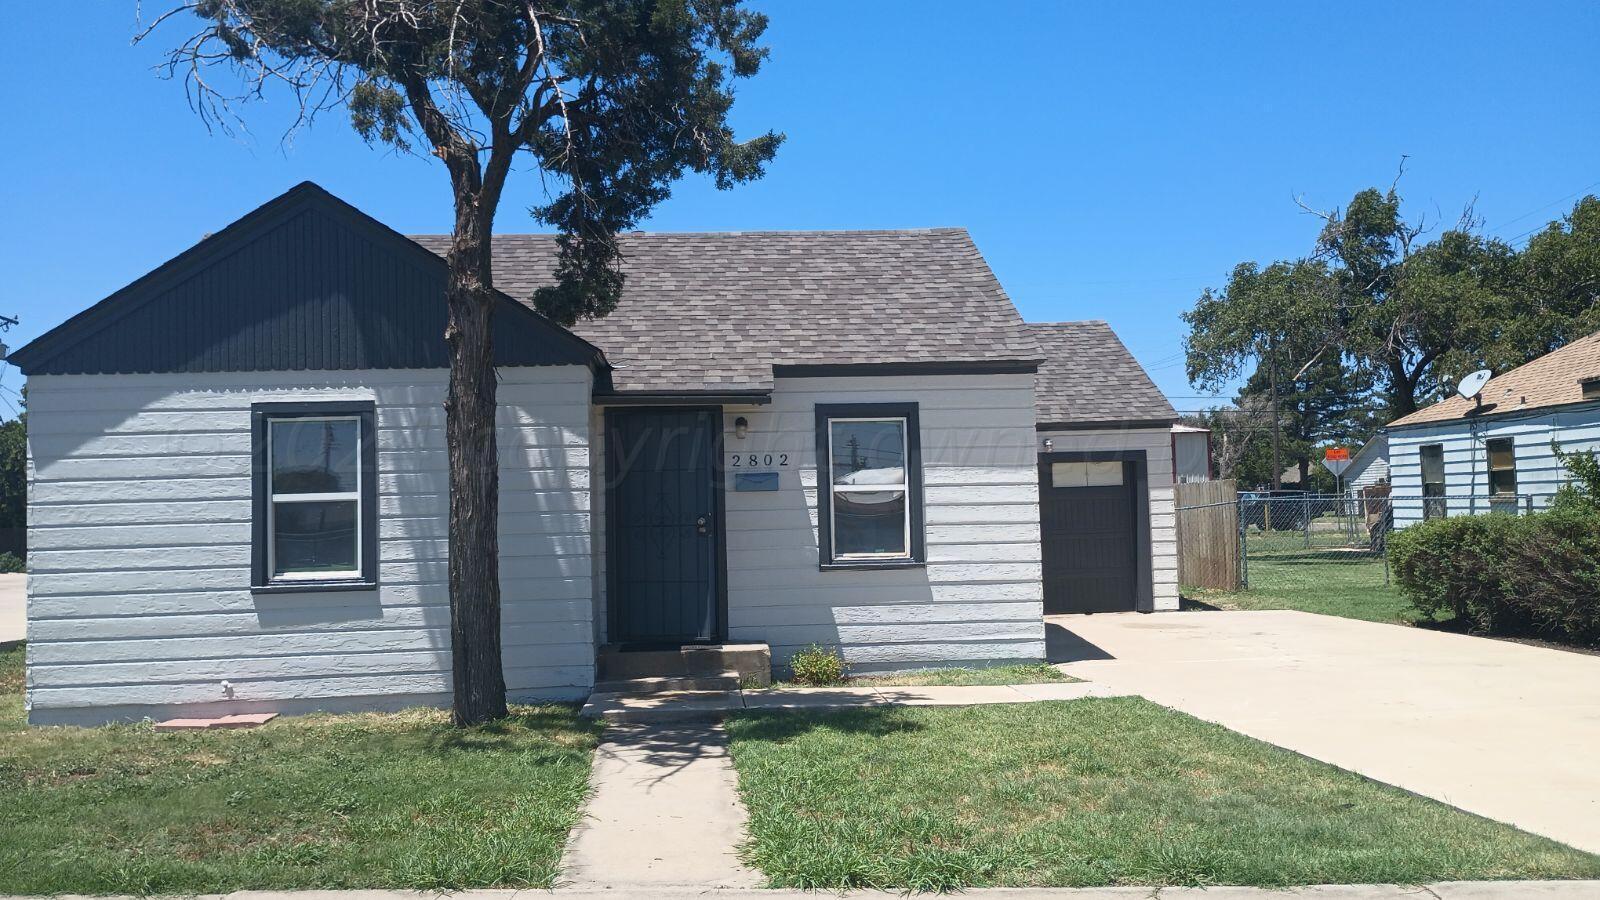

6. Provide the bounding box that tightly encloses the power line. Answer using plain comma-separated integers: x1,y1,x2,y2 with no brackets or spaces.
1487,179,1600,243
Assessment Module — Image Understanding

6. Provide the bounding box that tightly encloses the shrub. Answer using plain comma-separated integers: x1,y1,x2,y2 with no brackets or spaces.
1500,505,1600,644
1390,506,1600,645
0,551,23,574
1390,513,1528,631
1551,443,1600,514
789,644,847,686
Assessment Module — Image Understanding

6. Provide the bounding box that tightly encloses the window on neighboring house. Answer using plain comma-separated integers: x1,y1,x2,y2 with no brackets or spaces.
1420,443,1446,520
814,403,924,567
252,402,378,591
1487,437,1517,497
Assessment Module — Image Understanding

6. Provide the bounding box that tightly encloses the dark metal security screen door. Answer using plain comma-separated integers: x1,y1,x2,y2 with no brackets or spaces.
607,408,721,644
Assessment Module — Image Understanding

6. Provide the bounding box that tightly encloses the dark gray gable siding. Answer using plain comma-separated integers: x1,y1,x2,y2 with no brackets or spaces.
7,183,604,376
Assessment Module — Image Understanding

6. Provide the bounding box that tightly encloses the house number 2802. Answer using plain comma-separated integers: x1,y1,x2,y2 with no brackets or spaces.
729,453,788,467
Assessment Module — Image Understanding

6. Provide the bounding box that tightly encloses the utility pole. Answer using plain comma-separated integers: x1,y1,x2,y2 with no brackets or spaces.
1268,337,1282,491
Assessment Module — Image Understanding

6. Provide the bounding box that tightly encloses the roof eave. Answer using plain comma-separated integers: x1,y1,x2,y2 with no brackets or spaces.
1037,416,1181,432
1386,397,1600,431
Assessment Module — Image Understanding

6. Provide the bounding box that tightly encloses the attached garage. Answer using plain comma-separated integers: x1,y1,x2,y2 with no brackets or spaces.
1029,323,1180,614
1038,452,1150,613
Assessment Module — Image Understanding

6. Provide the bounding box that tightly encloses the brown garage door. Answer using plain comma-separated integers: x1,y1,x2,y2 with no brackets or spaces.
1040,457,1140,614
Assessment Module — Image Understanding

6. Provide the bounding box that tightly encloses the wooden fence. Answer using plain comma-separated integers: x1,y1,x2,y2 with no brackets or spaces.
1175,479,1239,591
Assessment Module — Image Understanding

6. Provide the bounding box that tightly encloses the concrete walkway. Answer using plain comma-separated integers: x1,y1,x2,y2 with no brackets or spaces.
559,724,761,889
10,880,1600,898
1049,610,1600,855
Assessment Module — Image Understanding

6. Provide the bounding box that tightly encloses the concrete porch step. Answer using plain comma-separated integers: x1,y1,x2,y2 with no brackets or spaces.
581,689,743,724
592,672,743,695
596,642,771,686
579,681,1124,725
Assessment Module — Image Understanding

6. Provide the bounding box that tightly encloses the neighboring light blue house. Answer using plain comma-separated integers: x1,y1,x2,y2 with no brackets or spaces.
1341,433,1389,498
1387,330,1600,527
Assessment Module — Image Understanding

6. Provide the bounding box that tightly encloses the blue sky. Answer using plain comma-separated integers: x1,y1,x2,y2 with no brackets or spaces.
2,2,1596,413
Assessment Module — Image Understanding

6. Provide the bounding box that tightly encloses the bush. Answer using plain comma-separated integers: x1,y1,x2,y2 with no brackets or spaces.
1551,443,1600,514
1390,514,1528,631
0,551,22,574
1390,506,1600,645
1502,506,1600,644
789,644,847,686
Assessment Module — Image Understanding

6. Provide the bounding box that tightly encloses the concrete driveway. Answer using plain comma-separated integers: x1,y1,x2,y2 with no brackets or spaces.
0,573,23,644
1049,610,1600,855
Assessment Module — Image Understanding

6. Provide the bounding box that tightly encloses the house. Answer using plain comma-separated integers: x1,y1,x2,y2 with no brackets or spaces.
1388,330,1600,527
1170,424,1213,484
1028,322,1180,615
9,183,1175,724
1341,433,1389,498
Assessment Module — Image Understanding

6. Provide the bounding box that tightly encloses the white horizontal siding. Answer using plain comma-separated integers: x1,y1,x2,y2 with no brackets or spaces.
1035,426,1180,611
719,373,1045,672
25,367,595,724
1388,404,1600,527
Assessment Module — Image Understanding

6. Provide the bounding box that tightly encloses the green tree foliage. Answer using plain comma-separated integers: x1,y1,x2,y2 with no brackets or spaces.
146,0,782,724
1184,259,1371,487
1187,179,1600,434
1551,442,1600,514
0,414,23,533
1239,353,1377,487
1515,197,1600,359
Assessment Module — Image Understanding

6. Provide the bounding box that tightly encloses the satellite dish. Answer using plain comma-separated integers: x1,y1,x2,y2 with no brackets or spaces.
1457,368,1492,401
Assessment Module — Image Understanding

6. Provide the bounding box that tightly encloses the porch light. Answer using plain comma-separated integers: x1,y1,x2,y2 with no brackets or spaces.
735,416,749,439
1042,438,1053,452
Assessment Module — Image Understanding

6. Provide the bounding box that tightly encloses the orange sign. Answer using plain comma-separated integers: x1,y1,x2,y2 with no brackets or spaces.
1324,447,1350,461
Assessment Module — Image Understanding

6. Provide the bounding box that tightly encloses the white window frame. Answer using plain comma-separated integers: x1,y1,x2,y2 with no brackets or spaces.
826,415,912,561
266,414,364,582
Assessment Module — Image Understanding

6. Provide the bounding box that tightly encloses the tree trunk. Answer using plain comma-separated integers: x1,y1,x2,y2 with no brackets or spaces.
1387,357,1419,419
445,200,508,726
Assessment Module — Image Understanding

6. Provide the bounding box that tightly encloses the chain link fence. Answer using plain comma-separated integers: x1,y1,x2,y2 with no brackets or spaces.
1179,490,1546,608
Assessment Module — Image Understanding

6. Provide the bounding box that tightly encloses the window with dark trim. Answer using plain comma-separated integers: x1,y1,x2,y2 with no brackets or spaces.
814,402,925,568
1420,443,1445,520
251,401,378,592
1487,437,1517,496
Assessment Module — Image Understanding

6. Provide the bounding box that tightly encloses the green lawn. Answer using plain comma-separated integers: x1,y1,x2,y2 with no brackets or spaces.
1189,553,1439,625
0,644,600,895
848,663,1077,687
726,699,1600,891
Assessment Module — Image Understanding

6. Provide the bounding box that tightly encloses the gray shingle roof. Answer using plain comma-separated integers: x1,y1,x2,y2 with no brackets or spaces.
1029,322,1177,427
410,229,1041,393
1388,328,1600,427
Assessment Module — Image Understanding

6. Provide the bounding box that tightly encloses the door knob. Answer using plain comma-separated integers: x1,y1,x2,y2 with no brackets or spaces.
696,515,709,535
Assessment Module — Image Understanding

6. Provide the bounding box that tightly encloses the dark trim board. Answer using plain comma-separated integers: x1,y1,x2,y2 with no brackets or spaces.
250,400,379,593
596,390,772,407
814,402,926,569
603,406,729,645
1038,418,1179,432
1038,449,1153,613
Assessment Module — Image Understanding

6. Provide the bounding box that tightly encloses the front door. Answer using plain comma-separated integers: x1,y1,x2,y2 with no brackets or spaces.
606,408,722,644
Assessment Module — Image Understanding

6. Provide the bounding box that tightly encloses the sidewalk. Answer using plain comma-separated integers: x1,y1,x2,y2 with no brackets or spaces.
581,680,1129,723
560,724,760,890
10,880,1599,898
